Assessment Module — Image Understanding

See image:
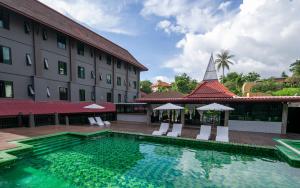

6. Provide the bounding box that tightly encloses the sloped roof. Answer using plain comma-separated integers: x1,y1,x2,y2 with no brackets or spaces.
0,99,115,116
142,91,184,99
151,81,171,88
0,0,147,71
185,80,236,98
135,96,300,103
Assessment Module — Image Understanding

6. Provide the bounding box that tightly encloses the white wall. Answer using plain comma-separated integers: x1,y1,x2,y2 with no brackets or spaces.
117,114,147,123
228,120,282,134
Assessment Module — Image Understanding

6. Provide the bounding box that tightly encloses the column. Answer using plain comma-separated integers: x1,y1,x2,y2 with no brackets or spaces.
181,109,185,126
224,111,229,127
146,105,152,126
65,116,69,126
29,113,35,128
54,113,59,125
18,112,23,127
281,103,288,134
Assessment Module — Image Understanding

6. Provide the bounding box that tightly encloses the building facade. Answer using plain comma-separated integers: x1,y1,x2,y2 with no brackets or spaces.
0,1,147,103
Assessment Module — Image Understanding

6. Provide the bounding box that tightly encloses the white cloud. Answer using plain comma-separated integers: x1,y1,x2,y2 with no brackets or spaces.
39,0,135,35
143,0,300,79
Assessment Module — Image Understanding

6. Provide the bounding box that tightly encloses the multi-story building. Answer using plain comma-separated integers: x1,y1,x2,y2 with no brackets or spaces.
0,0,147,103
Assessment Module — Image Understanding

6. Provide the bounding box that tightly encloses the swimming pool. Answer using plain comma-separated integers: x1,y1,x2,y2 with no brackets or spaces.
1,132,300,188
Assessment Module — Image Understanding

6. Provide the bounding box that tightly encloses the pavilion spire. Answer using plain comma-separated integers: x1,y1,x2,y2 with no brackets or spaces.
203,53,218,81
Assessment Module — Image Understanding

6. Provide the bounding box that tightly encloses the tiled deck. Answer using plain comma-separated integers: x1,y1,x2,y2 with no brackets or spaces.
1,122,300,151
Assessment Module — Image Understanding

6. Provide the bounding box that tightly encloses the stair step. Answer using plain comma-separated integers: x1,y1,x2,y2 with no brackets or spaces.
24,135,76,146
33,141,84,156
31,137,82,149
33,139,82,151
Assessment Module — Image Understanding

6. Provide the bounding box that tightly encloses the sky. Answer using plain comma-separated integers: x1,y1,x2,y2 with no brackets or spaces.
39,0,300,83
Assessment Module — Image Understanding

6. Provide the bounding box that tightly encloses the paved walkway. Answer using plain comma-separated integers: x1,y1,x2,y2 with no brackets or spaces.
1,122,300,151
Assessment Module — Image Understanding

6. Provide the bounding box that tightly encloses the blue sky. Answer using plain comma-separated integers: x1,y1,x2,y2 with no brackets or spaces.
39,0,299,83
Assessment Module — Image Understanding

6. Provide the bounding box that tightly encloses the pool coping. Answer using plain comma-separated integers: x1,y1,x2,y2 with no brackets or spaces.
0,130,284,167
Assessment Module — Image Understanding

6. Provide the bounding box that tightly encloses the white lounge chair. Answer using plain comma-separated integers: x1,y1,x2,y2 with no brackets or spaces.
216,126,229,142
95,116,111,127
94,117,105,127
196,125,211,140
167,123,183,137
88,117,98,126
152,123,169,136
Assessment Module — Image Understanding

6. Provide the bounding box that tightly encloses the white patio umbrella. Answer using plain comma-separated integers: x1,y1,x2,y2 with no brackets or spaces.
84,103,105,109
197,103,234,111
153,103,184,123
153,103,184,110
197,103,234,127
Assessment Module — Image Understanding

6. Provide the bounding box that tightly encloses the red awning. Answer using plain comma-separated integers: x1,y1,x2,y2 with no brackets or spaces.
0,99,116,116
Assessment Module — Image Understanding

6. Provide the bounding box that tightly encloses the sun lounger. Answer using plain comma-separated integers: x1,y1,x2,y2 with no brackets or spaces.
167,123,183,137
88,117,98,126
94,117,105,127
196,125,211,140
216,126,229,142
152,123,169,136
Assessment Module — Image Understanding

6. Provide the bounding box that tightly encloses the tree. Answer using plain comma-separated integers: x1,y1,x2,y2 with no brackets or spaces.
172,73,198,94
215,50,234,82
290,60,300,76
244,72,260,82
281,71,288,78
140,80,152,94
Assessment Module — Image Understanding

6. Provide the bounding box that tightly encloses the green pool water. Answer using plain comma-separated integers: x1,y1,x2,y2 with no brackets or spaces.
1,135,300,188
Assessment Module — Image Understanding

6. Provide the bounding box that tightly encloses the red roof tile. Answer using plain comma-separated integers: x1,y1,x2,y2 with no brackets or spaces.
136,96,300,103
185,80,236,98
0,99,115,116
0,0,147,71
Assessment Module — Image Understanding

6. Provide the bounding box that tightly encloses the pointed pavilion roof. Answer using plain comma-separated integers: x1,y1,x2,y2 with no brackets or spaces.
203,53,218,81
185,55,236,98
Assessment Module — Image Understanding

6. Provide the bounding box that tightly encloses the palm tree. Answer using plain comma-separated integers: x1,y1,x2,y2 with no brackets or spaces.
215,50,234,82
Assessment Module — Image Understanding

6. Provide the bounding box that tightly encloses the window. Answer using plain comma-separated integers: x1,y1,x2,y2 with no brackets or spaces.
106,74,112,84
99,73,103,80
79,89,85,101
26,54,32,66
46,87,50,98
0,80,13,98
28,85,35,96
57,34,66,49
91,71,95,79
133,81,137,89
44,58,49,70
42,29,48,40
58,61,67,75
118,94,121,103
117,60,121,69
24,21,31,34
117,77,122,86
99,54,102,60
0,46,11,64
59,87,68,100
106,92,112,102
0,9,9,30
106,55,112,65
77,66,85,79
134,67,137,75
77,42,84,56
128,65,132,72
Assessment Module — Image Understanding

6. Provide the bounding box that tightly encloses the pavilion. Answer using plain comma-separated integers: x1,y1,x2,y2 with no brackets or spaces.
136,55,300,134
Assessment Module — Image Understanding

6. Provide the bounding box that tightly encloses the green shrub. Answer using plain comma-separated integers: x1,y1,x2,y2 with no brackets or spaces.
272,88,300,96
